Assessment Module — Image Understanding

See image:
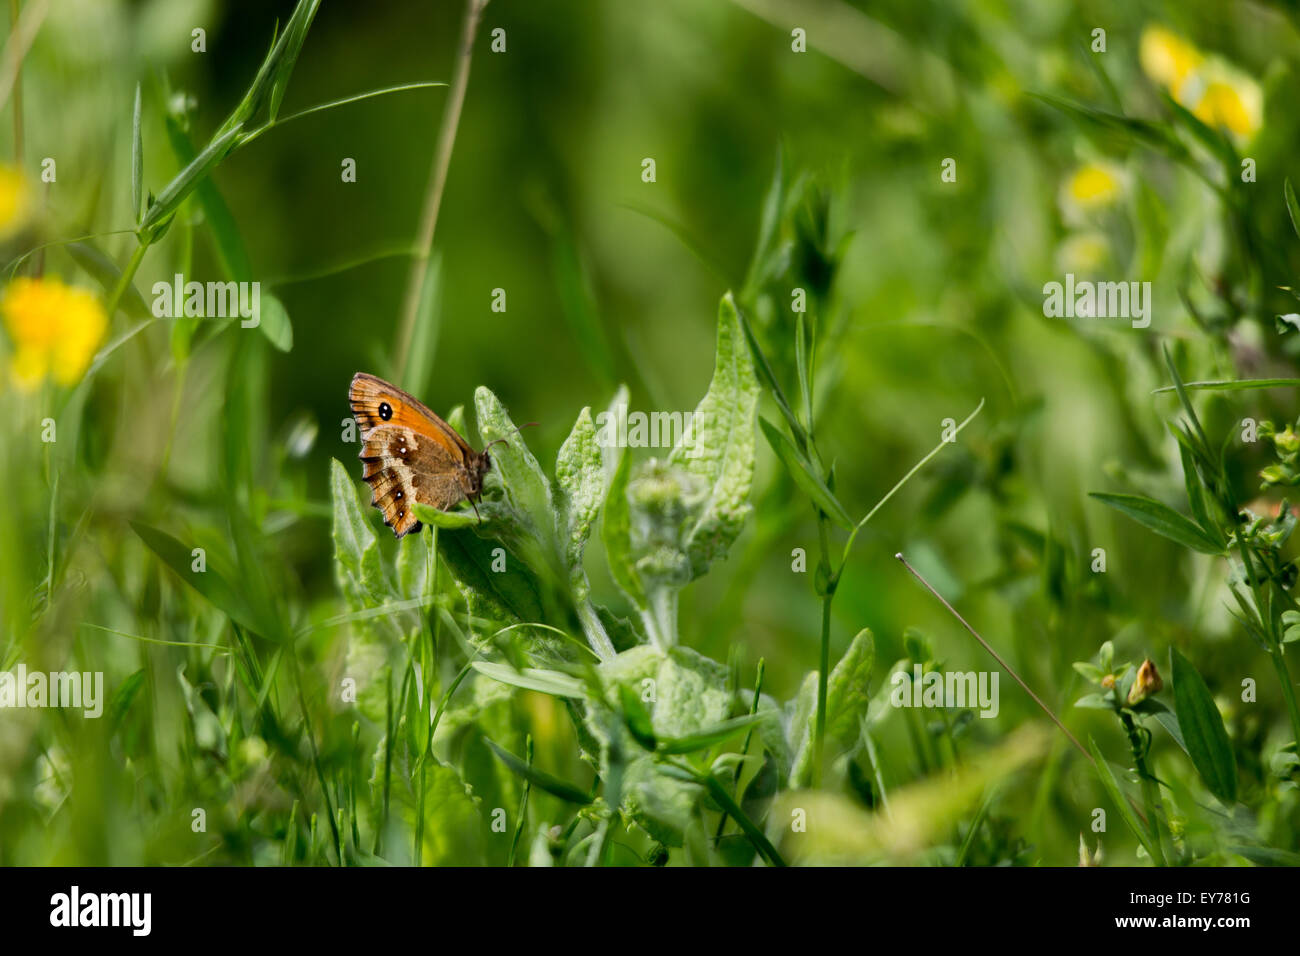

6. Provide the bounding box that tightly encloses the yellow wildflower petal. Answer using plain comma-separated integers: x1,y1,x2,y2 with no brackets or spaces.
0,163,31,239
9,345,48,392
1140,26,1203,95
2,277,108,389
3,277,61,349
1193,77,1261,142
50,286,108,385
1061,162,1125,218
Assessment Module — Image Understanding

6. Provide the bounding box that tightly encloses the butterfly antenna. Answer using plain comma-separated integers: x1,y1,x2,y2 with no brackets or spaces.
485,423,539,452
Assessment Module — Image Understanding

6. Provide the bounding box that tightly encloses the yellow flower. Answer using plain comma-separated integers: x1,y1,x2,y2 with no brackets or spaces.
2,277,108,391
0,164,32,240
1140,26,1263,144
1188,64,1263,143
1060,161,1126,224
1140,26,1203,98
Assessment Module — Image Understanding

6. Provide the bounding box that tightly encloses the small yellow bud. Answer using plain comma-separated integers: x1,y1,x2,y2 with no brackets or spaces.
1101,674,1116,690
1128,658,1163,705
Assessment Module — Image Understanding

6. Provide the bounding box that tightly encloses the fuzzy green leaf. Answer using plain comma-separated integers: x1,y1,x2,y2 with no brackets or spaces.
329,458,392,607
556,405,605,578
474,386,557,569
790,629,874,784
668,292,761,577
601,451,645,607
411,503,479,529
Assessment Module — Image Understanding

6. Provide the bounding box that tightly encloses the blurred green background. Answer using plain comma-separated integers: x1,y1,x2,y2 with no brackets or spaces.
4,0,1300,864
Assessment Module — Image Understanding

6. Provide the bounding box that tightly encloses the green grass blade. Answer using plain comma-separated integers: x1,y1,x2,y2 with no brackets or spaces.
1089,492,1224,555
484,738,592,804
130,521,267,637
472,661,587,699
1088,736,1159,862
131,82,143,223
759,416,852,528
1152,377,1300,394
1170,648,1238,804
1287,178,1300,240
654,713,765,755
65,242,151,319
140,123,243,238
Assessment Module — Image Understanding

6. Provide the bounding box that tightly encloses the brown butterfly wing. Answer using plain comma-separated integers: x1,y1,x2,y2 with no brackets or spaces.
350,373,485,538
359,425,471,536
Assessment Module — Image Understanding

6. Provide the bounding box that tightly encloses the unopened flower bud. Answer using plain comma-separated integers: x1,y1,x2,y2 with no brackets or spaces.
1127,658,1163,705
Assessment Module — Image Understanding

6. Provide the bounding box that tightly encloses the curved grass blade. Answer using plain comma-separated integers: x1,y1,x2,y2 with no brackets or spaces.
130,521,267,637
655,712,765,755
1152,378,1300,394
484,738,592,805
1287,178,1300,240
472,661,586,699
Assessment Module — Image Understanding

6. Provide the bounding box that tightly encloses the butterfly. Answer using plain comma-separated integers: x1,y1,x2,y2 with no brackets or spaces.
348,372,495,537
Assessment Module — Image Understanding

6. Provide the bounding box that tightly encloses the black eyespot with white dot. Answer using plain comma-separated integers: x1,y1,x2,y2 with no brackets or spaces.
378,402,393,421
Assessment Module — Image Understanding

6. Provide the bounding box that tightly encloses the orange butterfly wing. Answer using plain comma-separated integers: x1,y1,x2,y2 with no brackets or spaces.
349,373,486,537
349,372,474,460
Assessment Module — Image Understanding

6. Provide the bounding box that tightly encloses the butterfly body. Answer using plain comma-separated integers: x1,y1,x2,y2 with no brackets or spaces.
349,372,491,537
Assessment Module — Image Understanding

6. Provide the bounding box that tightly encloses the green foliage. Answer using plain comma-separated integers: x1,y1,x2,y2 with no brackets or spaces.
1170,648,1238,804
10,0,1300,870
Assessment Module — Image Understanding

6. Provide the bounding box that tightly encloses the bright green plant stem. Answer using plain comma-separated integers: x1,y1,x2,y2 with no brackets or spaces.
104,240,149,317
666,758,786,867
715,658,765,841
643,586,678,653
395,0,489,374
1119,709,1168,866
